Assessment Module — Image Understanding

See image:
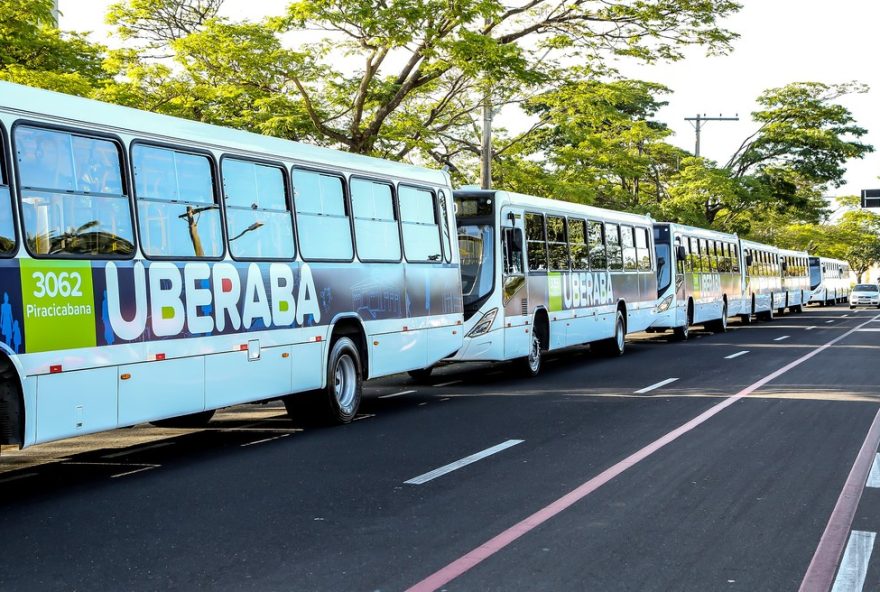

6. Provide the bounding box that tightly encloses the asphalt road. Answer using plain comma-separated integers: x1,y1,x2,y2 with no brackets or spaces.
1,304,879,592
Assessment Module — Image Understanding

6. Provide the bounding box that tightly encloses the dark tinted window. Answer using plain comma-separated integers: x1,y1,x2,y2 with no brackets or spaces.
621,225,637,271
222,158,294,260
547,215,568,270
588,221,606,270
606,223,622,270
17,126,134,257
133,144,221,258
569,218,589,270
525,213,546,272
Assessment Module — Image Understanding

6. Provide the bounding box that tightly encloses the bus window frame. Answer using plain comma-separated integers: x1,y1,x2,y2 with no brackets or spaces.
525,210,548,274
291,164,355,264
349,174,403,264
438,188,453,264
14,120,137,261
130,139,227,262
397,181,444,265
568,216,589,271
546,213,570,271
219,153,296,262
0,121,19,258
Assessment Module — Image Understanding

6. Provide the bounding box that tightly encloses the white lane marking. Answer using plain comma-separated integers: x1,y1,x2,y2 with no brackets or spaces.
434,380,463,388
774,336,790,342
830,531,875,592
110,465,160,479
634,378,679,394
240,434,291,447
405,439,524,485
725,351,749,359
826,320,835,324
0,472,37,484
352,414,376,422
866,454,880,488
379,389,416,399
856,329,880,332
806,326,816,331
103,441,173,459
841,315,849,318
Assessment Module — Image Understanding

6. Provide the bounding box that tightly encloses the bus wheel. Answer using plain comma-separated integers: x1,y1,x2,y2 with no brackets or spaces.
517,331,542,377
151,409,215,428
738,313,752,325
597,311,626,356
673,323,689,340
793,304,804,313
708,303,728,333
287,337,362,425
407,367,434,383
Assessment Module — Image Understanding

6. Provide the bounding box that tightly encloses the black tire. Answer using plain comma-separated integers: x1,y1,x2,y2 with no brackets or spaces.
673,322,689,341
151,409,216,428
738,313,752,325
285,337,362,425
708,302,728,333
407,367,434,383
793,304,804,313
596,310,626,356
516,330,542,377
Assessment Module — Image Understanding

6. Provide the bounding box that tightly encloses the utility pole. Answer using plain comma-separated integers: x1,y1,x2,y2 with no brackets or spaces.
480,92,493,189
684,113,739,157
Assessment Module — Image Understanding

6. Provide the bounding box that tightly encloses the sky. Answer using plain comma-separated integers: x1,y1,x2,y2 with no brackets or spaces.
58,0,880,200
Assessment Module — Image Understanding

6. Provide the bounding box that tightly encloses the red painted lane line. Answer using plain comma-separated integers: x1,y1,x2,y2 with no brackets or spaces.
799,409,880,592
406,314,880,592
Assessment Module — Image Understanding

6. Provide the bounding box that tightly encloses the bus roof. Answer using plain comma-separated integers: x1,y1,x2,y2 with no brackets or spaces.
776,247,809,257
456,189,653,225
739,237,779,253
0,81,450,186
656,222,738,242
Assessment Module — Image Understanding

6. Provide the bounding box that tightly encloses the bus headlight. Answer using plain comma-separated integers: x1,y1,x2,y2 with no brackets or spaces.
655,295,673,313
467,308,498,338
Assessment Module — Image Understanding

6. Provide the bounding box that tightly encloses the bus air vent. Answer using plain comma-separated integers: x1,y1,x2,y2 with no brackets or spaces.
521,299,528,316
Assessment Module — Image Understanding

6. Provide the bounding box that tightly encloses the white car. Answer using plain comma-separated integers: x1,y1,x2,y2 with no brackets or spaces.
849,284,880,308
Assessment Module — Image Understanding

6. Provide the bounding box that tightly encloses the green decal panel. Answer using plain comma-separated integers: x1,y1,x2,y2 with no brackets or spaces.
548,272,563,312
20,260,97,353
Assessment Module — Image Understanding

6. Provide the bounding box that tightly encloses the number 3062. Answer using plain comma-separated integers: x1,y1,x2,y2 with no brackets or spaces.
32,271,83,298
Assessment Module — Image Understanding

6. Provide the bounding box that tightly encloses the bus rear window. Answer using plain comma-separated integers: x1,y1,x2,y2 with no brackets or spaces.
15,126,134,258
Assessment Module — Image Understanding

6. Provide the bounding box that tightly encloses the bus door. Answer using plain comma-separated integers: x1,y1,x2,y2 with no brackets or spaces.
501,213,530,359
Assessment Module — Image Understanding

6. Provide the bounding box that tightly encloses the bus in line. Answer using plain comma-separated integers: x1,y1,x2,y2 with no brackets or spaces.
437,189,658,377
777,248,811,314
650,223,745,339
739,239,787,323
808,257,852,306
0,81,463,450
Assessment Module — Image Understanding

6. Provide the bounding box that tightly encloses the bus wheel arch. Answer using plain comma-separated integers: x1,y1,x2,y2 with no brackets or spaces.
328,316,369,380
533,308,550,352
597,302,626,356
0,351,24,447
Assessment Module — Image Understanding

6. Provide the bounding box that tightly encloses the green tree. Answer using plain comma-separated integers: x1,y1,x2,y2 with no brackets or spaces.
0,0,109,95
106,0,741,165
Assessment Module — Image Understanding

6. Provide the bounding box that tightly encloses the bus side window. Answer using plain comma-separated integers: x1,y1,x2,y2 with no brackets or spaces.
0,128,15,256
398,184,440,262
674,237,683,273
569,218,589,270
18,126,134,258
525,213,547,272
133,144,221,259
223,158,294,260
546,215,569,270
635,226,651,271
606,223,622,271
620,225,637,271
502,227,524,276
438,190,452,263
351,177,400,262
731,245,739,273
294,169,353,261
689,236,700,272
587,220,606,270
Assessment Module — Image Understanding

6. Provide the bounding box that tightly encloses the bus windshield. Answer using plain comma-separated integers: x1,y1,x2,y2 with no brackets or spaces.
458,223,494,307
656,242,671,296
809,258,822,290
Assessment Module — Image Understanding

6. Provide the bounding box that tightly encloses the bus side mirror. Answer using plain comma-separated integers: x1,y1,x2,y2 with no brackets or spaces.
746,254,753,267
513,231,524,251
781,261,788,272
676,245,687,261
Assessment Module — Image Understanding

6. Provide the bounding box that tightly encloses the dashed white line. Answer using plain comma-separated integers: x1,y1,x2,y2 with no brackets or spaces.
857,329,880,332
866,454,880,488
826,320,835,324
110,465,160,479
634,378,679,394
830,531,875,592
103,441,174,459
806,326,816,331
725,351,749,360
774,336,790,342
434,380,463,388
405,439,524,485
240,434,291,447
841,315,849,318
379,389,416,399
